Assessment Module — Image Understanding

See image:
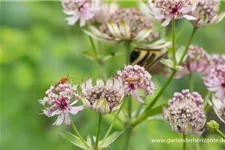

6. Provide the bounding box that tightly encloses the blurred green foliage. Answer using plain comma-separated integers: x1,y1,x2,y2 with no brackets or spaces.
1,1,225,150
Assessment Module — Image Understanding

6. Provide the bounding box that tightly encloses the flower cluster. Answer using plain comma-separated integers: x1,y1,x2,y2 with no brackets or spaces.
203,64,225,101
147,0,196,26
163,89,206,135
190,0,225,27
81,77,124,114
85,8,159,44
175,45,211,78
39,83,84,125
62,0,98,26
117,65,156,103
90,2,118,24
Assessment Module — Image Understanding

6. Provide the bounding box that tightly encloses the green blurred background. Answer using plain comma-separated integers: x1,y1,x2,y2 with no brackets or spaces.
1,1,225,150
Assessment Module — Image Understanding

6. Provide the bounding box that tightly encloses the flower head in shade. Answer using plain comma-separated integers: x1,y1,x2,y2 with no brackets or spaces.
175,45,211,78
117,65,156,103
190,0,225,27
62,0,99,26
147,0,196,26
211,54,225,66
204,65,225,101
84,8,159,44
39,84,84,126
211,96,225,123
163,89,206,135
90,2,118,24
81,77,124,114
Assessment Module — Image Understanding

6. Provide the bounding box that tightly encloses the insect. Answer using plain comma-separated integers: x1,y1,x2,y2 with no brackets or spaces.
125,76,140,82
55,75,70,87
130,46,167,74
152,0,155,3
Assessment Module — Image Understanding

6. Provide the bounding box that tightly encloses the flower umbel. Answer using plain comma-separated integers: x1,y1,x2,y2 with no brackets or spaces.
147,0,196,26
175,45,211,78
163,89,206,135
90,2,118,24
204,64,225,101
190,0,225,27
84,8,159,44
81,77,124,114
39,83,84,125
62,0,98,26
117,65,156,103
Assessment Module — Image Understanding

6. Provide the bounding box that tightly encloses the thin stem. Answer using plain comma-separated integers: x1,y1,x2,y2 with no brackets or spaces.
94,114,103,150
89,36,98,55
123,126,133,150
215,129,225,139
145,69,176,111
103,100,126,140
71,121,90,148
125,41,132,119
178,27,198,64
183,133,187,150
189,72,193,92
172,19,177,66
135,103,144,117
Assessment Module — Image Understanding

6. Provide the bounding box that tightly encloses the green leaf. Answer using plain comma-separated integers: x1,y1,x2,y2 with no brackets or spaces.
175,46,186,64
82,51,98,62
99,131,124,148
160,58,175,68
103,52,121,62
60,132,89,149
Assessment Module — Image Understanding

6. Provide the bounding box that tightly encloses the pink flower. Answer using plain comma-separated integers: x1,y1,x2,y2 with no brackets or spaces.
39,84,84,126
204,65,225,101
117,65,156,103
147,0,196,26
211,54,225,66
163,89,206,135
62,0,98,27
175,45,211,78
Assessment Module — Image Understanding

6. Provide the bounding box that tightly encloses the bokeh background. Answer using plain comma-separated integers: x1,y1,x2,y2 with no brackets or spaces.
1,1,225,150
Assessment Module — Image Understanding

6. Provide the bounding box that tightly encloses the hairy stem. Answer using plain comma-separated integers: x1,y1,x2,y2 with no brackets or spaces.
71,121,90,148
94,114,103,150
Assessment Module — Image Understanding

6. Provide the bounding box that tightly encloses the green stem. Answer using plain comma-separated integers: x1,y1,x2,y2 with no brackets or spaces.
71,121,90,148
123,126,133,150
145,69,176,111
172,19,177,67
103,100,126,140
189,72,193,92
135,103,143,117
94,114,103,150
183,133,187,150
215,129,225,139
89,36,98,55
125,41,132,119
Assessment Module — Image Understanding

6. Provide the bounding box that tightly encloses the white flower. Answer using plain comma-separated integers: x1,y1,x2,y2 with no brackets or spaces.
81,77,124,114
39,83,84,126
190,0,225,27
212,96,225,123
147,0,196,26
62,0,99,26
